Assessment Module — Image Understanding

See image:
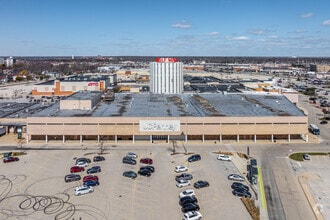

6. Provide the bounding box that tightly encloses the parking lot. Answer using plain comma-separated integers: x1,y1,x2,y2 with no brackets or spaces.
0,144,251,220
295,155,330,220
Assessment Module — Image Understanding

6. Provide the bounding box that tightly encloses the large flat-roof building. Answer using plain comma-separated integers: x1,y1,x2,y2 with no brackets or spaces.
18,92,309,144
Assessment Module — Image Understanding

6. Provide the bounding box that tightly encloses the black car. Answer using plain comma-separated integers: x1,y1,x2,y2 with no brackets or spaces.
179,196,198,206
231,182,249,192
83,180,100,187
123,171,137,179
76,157,91,164
122,156,137,165
140,165,155,173
93,156,105,162
188,154,201,162
193,180,209,189
176,173,193,181
138,169,151,177
64,174,81,182
181,203,200,213
232,189,252,198
87,166,101,174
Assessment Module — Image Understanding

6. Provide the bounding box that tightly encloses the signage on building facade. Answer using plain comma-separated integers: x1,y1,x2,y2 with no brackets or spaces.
140,120,180,132
156,57,178,63
88,82,99,86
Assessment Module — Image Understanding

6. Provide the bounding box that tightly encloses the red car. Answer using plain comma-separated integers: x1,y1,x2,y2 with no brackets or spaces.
83,175,99,182
70,166,85,173
140,158,153,165
3,157,19,163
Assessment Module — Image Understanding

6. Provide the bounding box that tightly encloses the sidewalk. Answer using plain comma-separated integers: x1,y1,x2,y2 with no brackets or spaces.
298,174,324,220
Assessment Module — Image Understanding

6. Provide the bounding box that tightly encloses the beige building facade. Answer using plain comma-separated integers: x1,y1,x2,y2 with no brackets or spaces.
25,115,308,144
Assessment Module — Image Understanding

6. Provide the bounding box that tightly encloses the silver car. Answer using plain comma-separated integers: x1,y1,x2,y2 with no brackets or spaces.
126,152,138,159
228,174,245,182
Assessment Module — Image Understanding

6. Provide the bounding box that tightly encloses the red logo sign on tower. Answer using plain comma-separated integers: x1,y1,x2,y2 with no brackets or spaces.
156,57,178,63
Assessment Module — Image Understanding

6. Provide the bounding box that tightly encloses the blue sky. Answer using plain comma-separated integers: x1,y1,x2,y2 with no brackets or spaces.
1,0,330,57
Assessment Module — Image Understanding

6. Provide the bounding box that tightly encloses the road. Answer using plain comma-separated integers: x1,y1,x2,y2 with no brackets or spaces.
258,92,330,220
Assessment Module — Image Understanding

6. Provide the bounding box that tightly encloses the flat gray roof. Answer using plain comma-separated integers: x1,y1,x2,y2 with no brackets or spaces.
28,93,305,117
64,91,102,100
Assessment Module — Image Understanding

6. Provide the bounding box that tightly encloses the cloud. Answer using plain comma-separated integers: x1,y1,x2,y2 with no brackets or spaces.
294,29,308,33
248,29,266,35
301,12,313,18
205,32,220,36
322,20,330,26
172,21,191,29
233,36,249,41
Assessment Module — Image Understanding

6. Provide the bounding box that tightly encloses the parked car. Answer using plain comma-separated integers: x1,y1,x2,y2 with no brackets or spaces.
123,171,138,179
181,203,200,213
140,158,153,164
232,189,252,198
188,154,201,162
303,153,311,160
70,166,85,173
83,175,99,182
231,182,249,192
74,185,94,196
179,196,198,206
126,152,138,158
179,189,196,198
83,180,100,187
138,169,151,177
228,174,245,182
175,165,188,173
75,157,91,164
140,165,155,173
320,120,328,124
87,166,101,174
64,174,81,182
193,180,209,189
217,154,231,161
3,157,19,163
176,179,191,188
176,173,193,181
93,156,105,162
75,161,89,167
122,156,137,165
182,211,202,220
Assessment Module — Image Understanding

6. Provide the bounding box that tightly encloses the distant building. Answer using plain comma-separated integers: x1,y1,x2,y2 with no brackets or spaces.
32,74,115,96
6,56,14,67
150,58,183,94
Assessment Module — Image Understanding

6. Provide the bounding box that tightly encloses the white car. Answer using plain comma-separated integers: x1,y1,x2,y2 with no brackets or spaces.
182,211,203,220
175,165,188,173
176,179,191,188
179,189,196,198
126,152,138,159
217,154,231,161
75,161,89,167
74,185,94,196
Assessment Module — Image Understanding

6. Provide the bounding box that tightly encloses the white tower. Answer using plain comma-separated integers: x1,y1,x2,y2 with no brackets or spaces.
150,58,183,94
6,56,14,67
